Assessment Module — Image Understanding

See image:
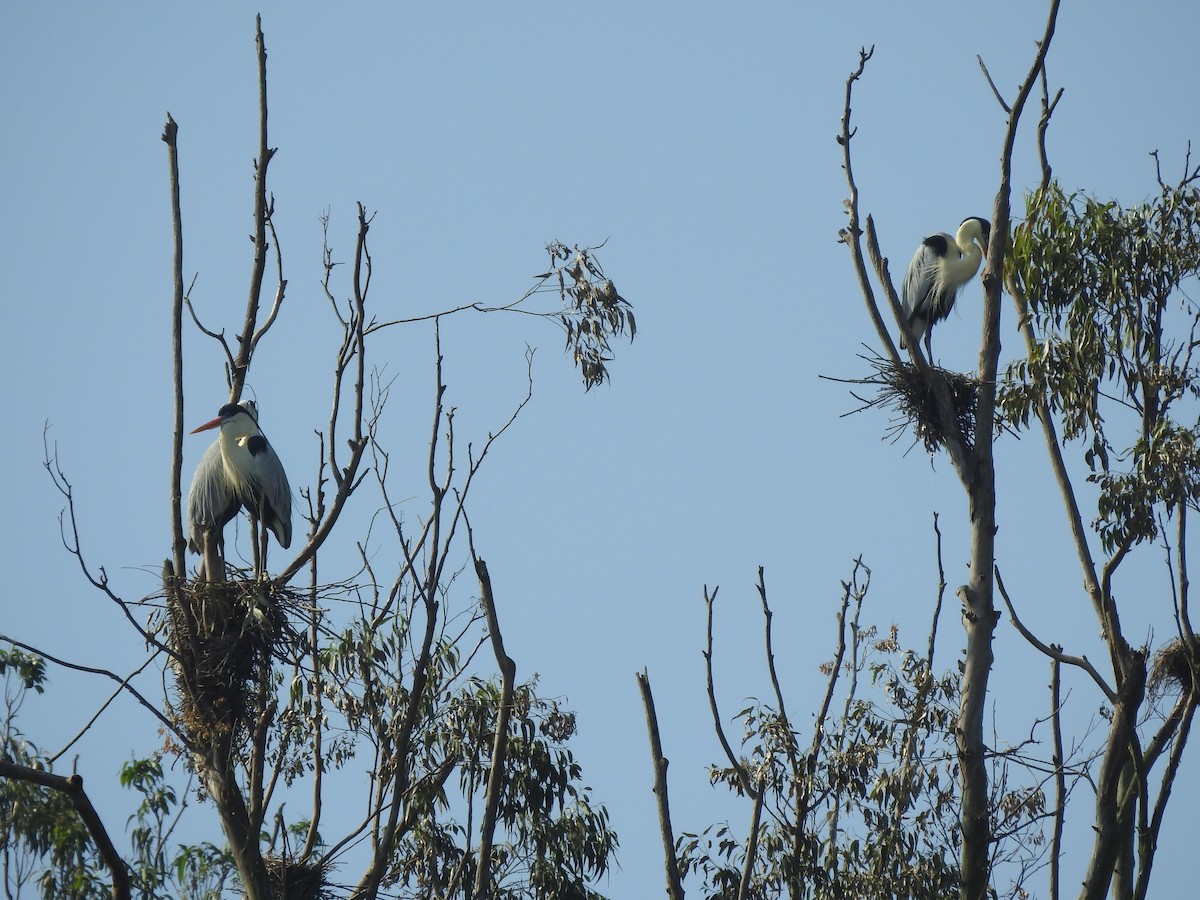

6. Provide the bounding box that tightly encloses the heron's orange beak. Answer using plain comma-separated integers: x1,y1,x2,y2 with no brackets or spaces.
190,416,225,434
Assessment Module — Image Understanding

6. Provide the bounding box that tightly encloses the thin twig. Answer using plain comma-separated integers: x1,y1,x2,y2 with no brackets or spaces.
704,585,756,797
993,567,1116,702
977,54,1011,113
0,635,183,740
48,651,164,764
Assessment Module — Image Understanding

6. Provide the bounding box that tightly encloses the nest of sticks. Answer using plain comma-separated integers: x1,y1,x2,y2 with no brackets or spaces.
1149,638,1197,697
166,577,305,752
838,352,981,453
264,854,329,900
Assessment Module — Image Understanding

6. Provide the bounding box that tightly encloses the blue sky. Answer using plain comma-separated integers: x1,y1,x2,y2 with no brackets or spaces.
3,1,1198,895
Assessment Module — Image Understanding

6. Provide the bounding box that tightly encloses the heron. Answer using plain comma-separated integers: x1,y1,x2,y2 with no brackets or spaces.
900,216,991,357
187,401,292,581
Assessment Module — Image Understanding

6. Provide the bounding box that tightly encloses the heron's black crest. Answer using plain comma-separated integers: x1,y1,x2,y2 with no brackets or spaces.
217,402,257,422
923,234,950,257
246,434,269,456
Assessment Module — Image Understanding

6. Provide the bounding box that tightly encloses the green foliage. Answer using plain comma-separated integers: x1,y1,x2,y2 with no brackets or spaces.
681,628,964,899
543,240,636,390
268,600,616,898
1002,177,1200,552
1,647,104,900
0,647,235,900
0,647,46,695
681,568,1051,900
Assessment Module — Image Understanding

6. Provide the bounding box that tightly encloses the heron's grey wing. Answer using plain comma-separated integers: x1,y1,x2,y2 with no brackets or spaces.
186,440,238,553
246,434,293,549
902,235,951,322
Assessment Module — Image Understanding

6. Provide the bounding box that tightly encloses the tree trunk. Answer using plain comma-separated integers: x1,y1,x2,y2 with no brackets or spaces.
1079,653,1146,900
197,742,272,900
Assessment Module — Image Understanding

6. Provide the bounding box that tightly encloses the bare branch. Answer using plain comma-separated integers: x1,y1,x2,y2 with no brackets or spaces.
0,761,132,900
738,785,766,900
229,15,278,404
42,431,170,655
1049,658,1065,900
0,635,183,741
976,54,1011,113
994,567,1116,702
836,47,903,366
249,203,287,351
162,113,187,579
48,651,164,764
928,512,947,668
1035,65,1063,189
704,585,756,797
1135,690,1197,900
636,670,685,900
470,552,516,900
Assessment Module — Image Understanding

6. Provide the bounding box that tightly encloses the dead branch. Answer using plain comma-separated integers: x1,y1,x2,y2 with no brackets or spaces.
229,15,279,403
976,54,1011,114
703,585,756,798
928,513,947,667
836,47,901,366
994,566,1116,702
275,207,373,586
0,761,132,900
471,554,516,899
637,670,685,900
0,634,182,744
48,652,164,765
162,114,187,579
1049,658,1064,900
42,432,168,654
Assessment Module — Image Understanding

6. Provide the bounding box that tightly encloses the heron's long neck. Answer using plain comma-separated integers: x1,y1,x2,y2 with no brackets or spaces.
219,426,256,452
952,240,983,281
218,424,262,484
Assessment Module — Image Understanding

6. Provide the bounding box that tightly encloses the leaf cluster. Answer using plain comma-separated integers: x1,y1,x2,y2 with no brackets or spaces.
1,652,236,900
1002,178,1200,552
544,241,636,390
681,625,966,899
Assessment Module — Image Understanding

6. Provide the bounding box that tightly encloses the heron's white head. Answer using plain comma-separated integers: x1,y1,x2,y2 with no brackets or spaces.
190,402,260,439
957,217,991,255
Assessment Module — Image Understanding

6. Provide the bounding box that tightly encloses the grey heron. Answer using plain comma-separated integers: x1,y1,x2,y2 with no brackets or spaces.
900,216,991,356
187,401,292,580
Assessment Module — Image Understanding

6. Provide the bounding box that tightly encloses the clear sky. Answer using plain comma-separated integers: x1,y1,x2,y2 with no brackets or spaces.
3,1,1198,895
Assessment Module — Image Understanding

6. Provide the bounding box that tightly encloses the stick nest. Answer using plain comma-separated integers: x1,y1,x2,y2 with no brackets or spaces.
1149,638,1197,697
843,354,980,453
264,854,329,900
166,578,306,752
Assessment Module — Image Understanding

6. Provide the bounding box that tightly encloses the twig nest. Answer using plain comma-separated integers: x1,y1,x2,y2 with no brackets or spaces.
1150,638,1196,697
842,352,980,453
264,854,328,900
165,578,302,752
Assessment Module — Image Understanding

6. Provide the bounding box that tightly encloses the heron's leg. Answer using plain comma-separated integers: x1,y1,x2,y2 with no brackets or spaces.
249,514,264,579
258,523,269,580
201,528,225,584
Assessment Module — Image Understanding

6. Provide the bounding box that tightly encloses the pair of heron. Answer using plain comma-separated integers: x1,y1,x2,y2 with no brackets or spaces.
187,401,291,581
181,217,986,578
